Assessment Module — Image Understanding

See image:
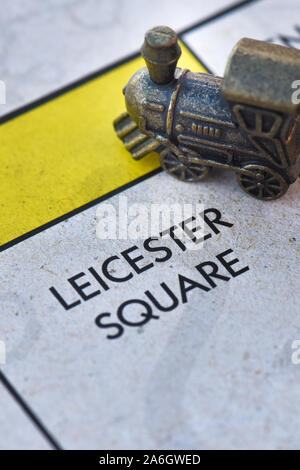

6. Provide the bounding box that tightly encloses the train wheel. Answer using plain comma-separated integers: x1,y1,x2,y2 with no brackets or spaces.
237,164,289,200
160,149,210,182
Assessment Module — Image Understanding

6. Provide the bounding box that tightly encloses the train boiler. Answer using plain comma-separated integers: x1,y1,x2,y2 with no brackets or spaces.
114,26,300,200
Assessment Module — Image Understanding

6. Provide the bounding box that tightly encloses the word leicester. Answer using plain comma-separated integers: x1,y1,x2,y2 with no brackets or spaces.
49,208,249,339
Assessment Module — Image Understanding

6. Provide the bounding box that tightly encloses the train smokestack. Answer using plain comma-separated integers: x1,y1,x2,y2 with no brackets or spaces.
141,26,181,85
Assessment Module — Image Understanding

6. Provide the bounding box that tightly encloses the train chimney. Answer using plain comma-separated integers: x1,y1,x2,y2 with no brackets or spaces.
141,26,181,85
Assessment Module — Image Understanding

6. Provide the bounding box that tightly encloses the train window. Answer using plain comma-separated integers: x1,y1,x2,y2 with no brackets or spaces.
233,104,282,137
237,107,256,131
262,113,276,133
259,111,282,136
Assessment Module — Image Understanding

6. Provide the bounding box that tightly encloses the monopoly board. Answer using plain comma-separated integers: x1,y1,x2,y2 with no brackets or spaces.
0,0,300,449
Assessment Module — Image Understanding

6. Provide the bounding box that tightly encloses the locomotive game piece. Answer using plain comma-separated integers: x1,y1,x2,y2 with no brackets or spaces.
114,26,300,200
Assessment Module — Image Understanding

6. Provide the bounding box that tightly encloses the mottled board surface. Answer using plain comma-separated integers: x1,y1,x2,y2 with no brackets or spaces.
0,0,299,450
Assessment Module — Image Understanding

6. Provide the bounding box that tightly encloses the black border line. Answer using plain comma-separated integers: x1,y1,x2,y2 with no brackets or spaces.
0,50,140,126
0,0,260,450
179,37,213,74
0,370,62,450
0,168,162,253
178,0,261,36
